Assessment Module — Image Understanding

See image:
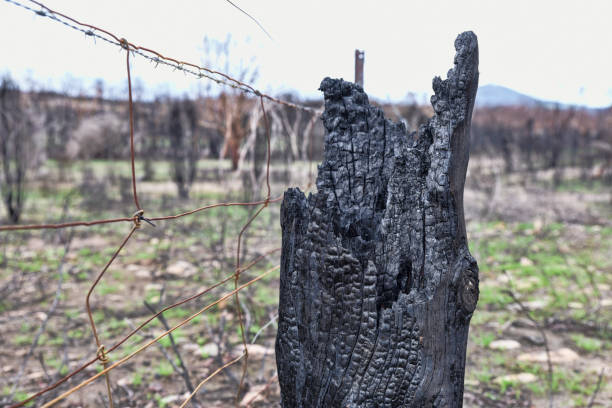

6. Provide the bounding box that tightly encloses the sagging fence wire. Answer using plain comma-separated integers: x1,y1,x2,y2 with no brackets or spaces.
3,0,320,114
1,0,321,406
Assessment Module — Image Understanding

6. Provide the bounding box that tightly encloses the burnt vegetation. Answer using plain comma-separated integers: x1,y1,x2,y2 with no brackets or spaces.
0,32,611,408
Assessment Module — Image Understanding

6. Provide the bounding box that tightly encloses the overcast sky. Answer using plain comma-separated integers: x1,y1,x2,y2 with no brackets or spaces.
1,0,611,107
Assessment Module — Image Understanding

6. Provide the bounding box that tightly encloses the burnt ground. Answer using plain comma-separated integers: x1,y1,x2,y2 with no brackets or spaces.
0,158,610,407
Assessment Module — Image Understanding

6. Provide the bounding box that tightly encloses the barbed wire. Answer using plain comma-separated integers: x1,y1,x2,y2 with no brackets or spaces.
3,0,320,113
0,0,321,406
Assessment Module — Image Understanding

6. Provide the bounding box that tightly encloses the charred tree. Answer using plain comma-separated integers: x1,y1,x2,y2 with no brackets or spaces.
276,32,480,407
167,99,199,199
0,76,36,224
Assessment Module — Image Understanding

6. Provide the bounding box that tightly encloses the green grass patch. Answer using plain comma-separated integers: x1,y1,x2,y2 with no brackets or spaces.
13,334,32,346
155,361,174,377
158,328,184,348
571,334,604,353
478,285,512,308
473,332,495,348
163,307,192,320
2,386,33,407
254,285,279,306
132,371,143,387
68,328,84,339
97,282,120,295
475,369,493,384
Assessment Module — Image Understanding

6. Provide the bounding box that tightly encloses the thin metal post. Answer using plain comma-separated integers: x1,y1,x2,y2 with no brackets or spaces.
354,49,364,87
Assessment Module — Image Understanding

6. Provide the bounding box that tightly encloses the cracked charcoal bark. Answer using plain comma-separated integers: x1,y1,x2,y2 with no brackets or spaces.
276,31,479,408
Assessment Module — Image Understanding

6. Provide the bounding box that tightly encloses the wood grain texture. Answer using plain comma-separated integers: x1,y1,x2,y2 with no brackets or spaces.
276,31,480,408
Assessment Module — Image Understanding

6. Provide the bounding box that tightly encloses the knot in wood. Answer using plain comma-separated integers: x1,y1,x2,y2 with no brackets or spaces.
459,268,479,314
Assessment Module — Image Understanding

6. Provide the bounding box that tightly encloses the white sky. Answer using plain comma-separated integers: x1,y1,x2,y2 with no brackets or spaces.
1,0,611,107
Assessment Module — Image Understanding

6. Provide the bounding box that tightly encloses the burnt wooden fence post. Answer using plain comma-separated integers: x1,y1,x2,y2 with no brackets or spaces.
276,31,479,407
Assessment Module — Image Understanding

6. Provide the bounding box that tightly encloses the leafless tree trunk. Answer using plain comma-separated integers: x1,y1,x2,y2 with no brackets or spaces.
168,99,200,199
0,76,36,223
218,92,251,171
43,97,79,181
271,103,303,161
142,98,163,182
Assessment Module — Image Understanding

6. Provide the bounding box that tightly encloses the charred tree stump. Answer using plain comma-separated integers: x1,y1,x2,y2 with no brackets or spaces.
276,32,480,408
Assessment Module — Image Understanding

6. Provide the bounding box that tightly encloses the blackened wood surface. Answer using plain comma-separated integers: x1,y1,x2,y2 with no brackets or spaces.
276,31,480,408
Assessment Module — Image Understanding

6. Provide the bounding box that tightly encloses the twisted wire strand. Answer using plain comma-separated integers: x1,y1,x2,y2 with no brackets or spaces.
3,0,319,113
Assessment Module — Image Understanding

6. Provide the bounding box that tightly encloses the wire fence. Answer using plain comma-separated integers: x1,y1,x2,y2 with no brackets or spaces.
1,1,320,406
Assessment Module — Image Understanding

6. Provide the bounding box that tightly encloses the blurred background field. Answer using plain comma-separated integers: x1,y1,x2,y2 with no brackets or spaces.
1,0,612,406
0,77,610,407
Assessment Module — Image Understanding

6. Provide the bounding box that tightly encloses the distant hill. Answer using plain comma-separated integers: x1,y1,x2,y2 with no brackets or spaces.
475,84,542,108
474,84,603,111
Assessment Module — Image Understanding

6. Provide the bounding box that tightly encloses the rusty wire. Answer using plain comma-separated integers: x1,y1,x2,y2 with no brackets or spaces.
0,0,321,406
179,354,245,408
0,198,282,232
3,0,319,113
244,374,279,407
37,266,280,408
124,38,142,212
232,94,274,403
84,225,138,408
0,217,133,231
8,248,280,408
